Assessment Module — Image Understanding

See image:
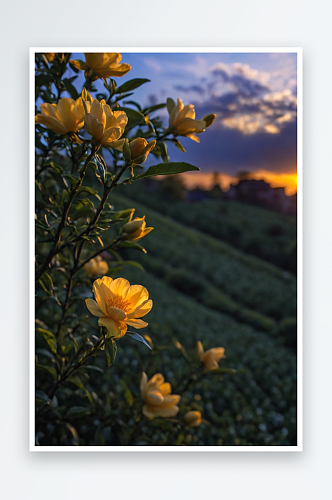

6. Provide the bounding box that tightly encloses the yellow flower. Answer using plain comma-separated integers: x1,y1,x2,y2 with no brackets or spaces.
184,410,202,427
83,256,109,276
35,97,85,135
45,53,56,62
70,53,131,79
85,276,152,339
140,372,180,419
82,97,128,148
122,210,153,241
197,341,226,370
129,138,156,164
167,97,207,143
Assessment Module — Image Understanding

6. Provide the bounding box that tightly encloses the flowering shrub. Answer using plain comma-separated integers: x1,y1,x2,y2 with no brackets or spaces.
35,51,248,447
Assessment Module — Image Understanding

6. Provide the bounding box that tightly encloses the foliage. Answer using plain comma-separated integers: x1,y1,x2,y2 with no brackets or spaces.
116,179,297,273
34,52,297,447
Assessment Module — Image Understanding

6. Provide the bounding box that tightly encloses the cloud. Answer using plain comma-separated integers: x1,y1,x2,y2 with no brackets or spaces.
144,58,162,72
197,61,298,135
173,84,205,95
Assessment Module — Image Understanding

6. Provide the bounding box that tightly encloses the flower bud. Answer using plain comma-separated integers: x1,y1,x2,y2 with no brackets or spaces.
130,138,156,164
84,256,109,276
184,411,202,427
123,139,131,162
130,138,148,159
202,114,217,128
123,217,145,234
123,213,153,241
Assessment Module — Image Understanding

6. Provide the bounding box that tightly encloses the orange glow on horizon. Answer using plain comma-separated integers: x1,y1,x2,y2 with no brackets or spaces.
174,170,297,196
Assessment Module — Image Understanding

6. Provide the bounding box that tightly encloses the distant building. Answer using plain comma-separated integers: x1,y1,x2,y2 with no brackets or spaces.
223,179,296,214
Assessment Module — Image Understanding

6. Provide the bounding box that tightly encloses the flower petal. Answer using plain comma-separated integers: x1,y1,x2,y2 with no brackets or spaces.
125,318,148,329
197,341,204,360
153,406,180,418
110,278,131,297
57,98,77,132
125,285,149,311
85,299,104,317
108,139,125,151
187,133,200,143
210,347,226,361
107,306,127,321
99,282,115,307
159,382,172,396
91,99,106,129
101,126,122,145
160,395,181,408
35,115,67,134
84,113,104,141
142,404,156,419
129,299,153,319
98,317,123,337
145,390,164,406
148,373,164,388
84,53,110,70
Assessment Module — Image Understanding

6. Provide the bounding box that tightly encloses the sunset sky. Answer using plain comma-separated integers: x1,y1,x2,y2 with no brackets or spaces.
68,52,298,194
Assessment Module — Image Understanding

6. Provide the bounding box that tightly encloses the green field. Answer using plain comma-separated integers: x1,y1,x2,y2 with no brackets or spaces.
92,191,298,445
116,180,297,273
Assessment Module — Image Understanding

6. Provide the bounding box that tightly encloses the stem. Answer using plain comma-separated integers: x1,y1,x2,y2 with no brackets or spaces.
35,146,97,282
73,161,130,266
77,237,122,271
35,136,57,177
36,337,106,420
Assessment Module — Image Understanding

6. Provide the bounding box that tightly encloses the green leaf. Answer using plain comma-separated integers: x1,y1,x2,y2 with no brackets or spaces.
127,332,152,350
65,406,91,418
119,241,147,253
143,103,167,114
78,186,101,201
120,380,134,407
118,260,145,271
115,78,150,94
83,365,104,374
35,74,54,88
62,77,79,99
38,272,53,295
105,338,117,368
132,162,200,181
209,367,244,375
67,375,94,404
35,390,53,406
117,107,145,129
109,208,134,221
36,328,57,354
36,364,58,381
44,162,63,174
122,100,142,111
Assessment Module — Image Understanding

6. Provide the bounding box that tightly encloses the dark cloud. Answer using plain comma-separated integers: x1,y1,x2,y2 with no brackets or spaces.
211,65,269,97
173,84,205,95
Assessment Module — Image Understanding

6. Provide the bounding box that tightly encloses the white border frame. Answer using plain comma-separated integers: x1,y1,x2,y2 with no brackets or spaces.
30,47,302,452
